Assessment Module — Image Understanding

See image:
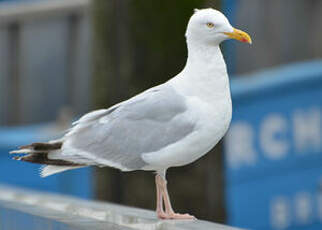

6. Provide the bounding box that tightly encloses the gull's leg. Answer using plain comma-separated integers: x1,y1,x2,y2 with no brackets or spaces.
156,174,195,220
155,175,166,218
157,175,174,214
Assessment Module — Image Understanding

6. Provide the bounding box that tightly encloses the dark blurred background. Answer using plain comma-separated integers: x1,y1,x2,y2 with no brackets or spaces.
0,0,322,230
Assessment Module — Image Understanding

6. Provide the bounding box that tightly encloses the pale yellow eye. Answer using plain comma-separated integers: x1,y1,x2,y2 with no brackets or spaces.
206,22,214,28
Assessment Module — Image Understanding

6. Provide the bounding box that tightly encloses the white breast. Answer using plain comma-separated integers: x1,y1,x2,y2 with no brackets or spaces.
141,95,231,169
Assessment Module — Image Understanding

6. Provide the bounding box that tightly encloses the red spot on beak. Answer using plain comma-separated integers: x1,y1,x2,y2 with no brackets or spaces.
241,38,248,43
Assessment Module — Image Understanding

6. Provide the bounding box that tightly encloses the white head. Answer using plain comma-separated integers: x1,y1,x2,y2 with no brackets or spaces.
186,8,252,46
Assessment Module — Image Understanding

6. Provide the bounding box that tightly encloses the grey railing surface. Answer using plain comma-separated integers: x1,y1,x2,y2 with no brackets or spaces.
0,185,242,230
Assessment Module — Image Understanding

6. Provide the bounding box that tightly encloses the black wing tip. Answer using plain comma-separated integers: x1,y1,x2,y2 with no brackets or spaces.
18,142,62,151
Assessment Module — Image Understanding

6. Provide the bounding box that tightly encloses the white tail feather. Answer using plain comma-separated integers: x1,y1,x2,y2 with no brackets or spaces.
40,165,85,177
10,149,33,154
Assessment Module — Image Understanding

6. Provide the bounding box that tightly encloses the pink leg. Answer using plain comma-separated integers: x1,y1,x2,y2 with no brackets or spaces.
155,175,167,218
155,174,195,220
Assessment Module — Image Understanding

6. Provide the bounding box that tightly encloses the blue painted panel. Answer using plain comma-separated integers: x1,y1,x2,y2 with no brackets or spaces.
225,60,322,185
0,124,93,199
225,60,322,230
227,167,322,230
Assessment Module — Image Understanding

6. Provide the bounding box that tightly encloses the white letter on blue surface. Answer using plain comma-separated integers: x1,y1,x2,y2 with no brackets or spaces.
294,192,312,224
293,107,321,153
260,114,289,160
225,122,256,169
270,196,290,230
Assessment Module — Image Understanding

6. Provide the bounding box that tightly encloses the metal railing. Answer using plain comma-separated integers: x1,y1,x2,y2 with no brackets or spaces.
0,185,242,230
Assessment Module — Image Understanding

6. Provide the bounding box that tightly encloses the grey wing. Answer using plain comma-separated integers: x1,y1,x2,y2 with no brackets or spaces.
61,84,196,171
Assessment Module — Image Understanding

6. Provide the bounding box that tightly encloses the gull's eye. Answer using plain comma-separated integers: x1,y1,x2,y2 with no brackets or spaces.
206,22,214,28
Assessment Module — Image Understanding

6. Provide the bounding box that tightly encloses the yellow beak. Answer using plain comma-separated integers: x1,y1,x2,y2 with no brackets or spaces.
224,28,252,44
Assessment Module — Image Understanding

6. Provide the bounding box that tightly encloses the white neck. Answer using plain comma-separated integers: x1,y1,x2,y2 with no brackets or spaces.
169,40,231,104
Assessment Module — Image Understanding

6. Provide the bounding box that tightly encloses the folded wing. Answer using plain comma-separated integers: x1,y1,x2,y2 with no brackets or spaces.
61,84,196,171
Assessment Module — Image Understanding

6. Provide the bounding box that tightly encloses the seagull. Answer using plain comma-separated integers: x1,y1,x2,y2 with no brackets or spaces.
10,8,251,219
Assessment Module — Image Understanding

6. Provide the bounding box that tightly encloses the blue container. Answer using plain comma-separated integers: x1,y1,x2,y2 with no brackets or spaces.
0,123,93,199
225,60,322,230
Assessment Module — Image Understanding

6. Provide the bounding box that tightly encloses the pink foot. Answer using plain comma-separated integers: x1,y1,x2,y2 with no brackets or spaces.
169,212,196,220
157,211,196,220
